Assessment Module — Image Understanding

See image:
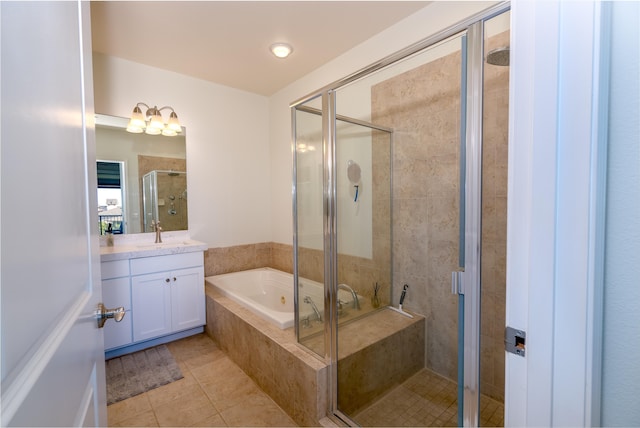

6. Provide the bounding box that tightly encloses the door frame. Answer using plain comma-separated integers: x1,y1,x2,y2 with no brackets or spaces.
505,1,607,425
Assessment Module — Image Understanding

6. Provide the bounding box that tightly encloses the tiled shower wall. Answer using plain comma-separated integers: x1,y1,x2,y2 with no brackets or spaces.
480,31,509,401
372,48,463,386
371,31,509,402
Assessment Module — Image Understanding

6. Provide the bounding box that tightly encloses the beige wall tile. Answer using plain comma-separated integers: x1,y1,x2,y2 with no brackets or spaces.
370,30,508,402
204,242,293,276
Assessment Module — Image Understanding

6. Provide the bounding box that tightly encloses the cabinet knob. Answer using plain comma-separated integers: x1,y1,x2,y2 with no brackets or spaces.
173,277,177,282
165,278,170,283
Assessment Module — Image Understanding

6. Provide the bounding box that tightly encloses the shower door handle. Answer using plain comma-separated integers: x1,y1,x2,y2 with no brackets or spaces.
451,271,464,295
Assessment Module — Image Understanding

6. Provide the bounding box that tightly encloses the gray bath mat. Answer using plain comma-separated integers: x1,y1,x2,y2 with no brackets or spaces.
106,344,183,405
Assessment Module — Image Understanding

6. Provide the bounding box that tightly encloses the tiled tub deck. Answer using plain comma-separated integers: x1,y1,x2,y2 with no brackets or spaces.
205,282,425,426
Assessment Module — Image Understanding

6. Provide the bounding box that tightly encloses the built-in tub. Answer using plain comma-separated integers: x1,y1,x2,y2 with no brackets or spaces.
205,267,353,330
205,268,425,426
206,268,296,329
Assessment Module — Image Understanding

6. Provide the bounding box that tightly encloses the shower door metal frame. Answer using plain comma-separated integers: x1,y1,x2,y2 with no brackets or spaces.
290,3,510,426
461,21,484,427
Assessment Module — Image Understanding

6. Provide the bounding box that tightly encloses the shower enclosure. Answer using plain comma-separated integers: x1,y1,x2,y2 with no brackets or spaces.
142,170,188,232
292,4,510,427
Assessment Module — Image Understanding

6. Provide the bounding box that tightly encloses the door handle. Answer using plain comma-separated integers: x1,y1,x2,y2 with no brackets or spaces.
451,271,464,295
96,303,125,328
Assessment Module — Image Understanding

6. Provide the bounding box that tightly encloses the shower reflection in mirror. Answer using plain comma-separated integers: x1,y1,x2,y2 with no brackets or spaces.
142,170,188,233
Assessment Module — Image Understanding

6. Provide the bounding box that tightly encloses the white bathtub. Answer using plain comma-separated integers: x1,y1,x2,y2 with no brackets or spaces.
206,267,357,330
206,268,298,329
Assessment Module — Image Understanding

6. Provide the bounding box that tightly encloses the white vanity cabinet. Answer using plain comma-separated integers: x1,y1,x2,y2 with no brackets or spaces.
101,260,133,350
130,252,205,343
100,239,207,357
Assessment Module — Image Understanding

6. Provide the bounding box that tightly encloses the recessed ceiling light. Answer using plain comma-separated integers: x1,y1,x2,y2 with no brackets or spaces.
270,43,293,59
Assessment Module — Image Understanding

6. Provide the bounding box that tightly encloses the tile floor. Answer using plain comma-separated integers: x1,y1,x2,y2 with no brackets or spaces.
108,333,504,427
106,334,296,427
353,368,504,427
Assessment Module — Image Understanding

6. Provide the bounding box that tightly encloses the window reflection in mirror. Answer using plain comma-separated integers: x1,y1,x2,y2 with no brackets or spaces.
95,114,187,235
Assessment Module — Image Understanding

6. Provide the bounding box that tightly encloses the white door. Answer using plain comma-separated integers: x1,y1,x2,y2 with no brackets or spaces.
1,2,107,426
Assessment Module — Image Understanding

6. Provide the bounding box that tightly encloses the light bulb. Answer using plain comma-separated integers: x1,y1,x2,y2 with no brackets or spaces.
129,106,146,128
126,121,144,133
270,43,293,59
145,126,161,135
167,111,181,132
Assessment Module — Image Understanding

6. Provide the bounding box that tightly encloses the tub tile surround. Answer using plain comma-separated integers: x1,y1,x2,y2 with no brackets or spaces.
205,282,424,426
335,310,425,415
205,242,293,276
205,286,327,426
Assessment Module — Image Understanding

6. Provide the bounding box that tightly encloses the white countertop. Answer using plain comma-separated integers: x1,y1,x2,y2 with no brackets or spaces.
100,231,208,262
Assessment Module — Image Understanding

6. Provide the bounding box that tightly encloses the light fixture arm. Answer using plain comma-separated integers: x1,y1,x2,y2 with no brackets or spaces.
156,106,175,113
126,102,181,136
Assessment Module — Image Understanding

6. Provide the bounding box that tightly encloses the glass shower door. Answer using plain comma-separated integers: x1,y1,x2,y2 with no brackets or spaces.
332,33,467,426
333,119,394,421
293,95,327,356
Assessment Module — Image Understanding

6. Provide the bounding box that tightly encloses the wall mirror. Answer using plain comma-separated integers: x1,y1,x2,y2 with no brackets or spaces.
95,114,187,235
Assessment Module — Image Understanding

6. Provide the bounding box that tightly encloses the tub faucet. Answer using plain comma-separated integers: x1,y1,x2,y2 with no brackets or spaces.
338,284,360,310
152,220,162,243
303,296,322,322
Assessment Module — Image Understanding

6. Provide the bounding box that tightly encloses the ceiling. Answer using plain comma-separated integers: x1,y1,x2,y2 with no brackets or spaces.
90,1,430,96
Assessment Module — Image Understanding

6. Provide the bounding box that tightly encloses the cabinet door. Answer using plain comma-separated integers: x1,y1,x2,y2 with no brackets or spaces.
171,267,205,332
132,272,172,341
102,277,132,350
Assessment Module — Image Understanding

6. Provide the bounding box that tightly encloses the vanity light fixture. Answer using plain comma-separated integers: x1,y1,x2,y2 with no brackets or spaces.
126,102,182,136
270,42,293,59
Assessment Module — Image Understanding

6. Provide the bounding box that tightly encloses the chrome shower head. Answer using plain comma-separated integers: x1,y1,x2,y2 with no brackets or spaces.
486,46,510,66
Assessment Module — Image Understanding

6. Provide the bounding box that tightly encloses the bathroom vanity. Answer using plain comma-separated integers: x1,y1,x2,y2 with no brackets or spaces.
100,232,207,358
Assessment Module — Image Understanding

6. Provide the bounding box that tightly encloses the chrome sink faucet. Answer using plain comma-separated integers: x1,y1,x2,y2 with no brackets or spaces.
152,220,162,243
338,283,360,310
